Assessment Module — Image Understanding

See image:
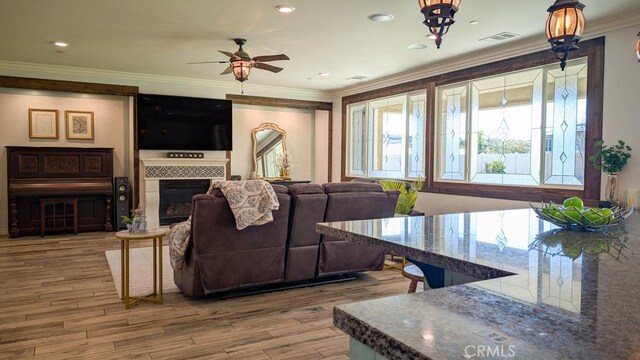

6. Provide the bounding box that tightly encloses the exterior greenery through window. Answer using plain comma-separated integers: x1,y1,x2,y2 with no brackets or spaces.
437,58,587,189
346,92,426,180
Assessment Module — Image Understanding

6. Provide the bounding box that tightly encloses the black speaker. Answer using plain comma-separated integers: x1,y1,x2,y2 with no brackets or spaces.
114,177,131,230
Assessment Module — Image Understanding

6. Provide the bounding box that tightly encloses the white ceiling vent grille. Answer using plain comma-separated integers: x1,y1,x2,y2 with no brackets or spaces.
480,32,520,44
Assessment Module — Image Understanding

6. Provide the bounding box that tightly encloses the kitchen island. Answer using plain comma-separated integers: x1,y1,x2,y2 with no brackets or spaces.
316,209,639,360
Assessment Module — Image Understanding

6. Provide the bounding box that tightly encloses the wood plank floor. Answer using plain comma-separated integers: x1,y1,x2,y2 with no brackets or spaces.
0,232,412,360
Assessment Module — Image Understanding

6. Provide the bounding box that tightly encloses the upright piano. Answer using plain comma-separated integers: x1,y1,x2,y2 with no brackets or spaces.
6,146,114,237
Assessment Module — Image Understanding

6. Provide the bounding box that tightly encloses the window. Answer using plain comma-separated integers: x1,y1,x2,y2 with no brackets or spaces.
346,92,426,180
436,59,587,189
341,38,604,203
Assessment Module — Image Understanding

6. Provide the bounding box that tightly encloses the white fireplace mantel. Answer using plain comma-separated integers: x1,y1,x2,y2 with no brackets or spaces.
140,157,228,229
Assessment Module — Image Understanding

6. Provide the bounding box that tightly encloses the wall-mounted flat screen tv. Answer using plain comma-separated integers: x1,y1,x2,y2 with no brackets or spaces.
137,94,232,151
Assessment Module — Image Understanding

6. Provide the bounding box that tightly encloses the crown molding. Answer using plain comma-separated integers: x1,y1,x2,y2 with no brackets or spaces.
0,61,331,102
329,13,640,99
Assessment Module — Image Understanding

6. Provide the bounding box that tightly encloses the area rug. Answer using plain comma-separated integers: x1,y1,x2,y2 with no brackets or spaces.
105,246,180,298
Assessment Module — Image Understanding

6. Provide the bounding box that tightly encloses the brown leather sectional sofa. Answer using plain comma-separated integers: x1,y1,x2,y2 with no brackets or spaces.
173,182,399,296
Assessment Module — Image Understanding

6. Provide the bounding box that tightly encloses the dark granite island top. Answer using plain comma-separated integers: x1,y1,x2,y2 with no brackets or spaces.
316,209,640,360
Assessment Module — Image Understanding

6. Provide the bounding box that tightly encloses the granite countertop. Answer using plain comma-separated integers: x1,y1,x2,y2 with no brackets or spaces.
316,209,640,360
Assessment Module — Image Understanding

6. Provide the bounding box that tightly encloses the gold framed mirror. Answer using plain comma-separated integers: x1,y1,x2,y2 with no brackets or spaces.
252,122,287,179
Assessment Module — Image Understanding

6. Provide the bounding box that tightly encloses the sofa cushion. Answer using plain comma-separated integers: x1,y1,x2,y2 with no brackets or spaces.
285,183,327,282
323,182,384,194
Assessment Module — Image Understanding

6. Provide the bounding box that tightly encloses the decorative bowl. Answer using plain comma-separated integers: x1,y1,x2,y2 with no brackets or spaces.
530,202,633,231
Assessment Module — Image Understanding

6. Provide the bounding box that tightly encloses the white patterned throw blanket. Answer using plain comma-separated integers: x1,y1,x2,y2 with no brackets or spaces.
168,180,280,270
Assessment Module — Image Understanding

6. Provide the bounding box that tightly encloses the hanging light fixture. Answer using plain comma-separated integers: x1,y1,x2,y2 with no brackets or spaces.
545,0,586,71
418,0,461,49
229,39,253,82
231,58,252,82
636,32,640,62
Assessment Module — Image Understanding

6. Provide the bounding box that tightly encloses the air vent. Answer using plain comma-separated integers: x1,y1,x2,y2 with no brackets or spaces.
346,75,368,81
480,32,520,44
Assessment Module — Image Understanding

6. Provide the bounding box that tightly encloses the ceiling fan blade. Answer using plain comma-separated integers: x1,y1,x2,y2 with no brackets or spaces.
219,50,240,59
252,54,290,62
220,66,233,75
187,61,228,65
254,62,284,73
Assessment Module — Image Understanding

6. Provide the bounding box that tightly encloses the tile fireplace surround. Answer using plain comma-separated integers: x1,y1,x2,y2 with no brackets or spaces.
139,158,228,229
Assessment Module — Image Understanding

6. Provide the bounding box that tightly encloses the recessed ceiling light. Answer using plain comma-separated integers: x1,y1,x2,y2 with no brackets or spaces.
368,13,394,22
318,72,330,77
470,20,479,25
275,5,295,13
408,44,428,50
427,34,437,40
53,41,69,47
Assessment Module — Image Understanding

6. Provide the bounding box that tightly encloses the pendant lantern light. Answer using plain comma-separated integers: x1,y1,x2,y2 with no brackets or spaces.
418,0,462,49
545,0,586,71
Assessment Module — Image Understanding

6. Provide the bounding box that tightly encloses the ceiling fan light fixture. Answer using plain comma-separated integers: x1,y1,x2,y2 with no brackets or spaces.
231,59,252,82
418,0,462,49
545,0,586,71
275,5,295,13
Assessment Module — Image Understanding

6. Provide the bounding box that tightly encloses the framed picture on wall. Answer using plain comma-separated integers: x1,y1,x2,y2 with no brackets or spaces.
28,109,59,139
65,110,94,140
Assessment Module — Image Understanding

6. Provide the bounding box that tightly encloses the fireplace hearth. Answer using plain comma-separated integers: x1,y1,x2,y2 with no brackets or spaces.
159,179,210,225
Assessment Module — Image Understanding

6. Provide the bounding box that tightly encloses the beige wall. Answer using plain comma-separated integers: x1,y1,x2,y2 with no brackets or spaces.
0,89,130,234
230,105,315,181
601,25,640,202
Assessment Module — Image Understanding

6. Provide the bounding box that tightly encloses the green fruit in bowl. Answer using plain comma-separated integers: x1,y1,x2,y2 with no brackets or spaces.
583,207,613,225
562,207,583,225
542,204,564,220
563,196,584,210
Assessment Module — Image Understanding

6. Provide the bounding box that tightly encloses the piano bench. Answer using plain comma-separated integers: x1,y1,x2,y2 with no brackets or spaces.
40,198,79,237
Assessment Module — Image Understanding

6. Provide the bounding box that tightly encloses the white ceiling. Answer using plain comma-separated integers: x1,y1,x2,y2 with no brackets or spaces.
0,0,638,92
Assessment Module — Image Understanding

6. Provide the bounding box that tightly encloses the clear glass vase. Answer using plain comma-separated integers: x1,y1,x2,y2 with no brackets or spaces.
129,217,147,234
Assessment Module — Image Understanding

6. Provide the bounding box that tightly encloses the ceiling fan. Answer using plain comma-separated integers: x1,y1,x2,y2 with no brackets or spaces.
188,38,290,83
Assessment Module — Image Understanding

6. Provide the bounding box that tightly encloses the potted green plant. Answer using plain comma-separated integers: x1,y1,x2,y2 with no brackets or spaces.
589,140,632,204
378,177,425,215
121,208,147,234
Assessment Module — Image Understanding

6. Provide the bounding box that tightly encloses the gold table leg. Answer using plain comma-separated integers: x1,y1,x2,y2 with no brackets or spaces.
120,239,124,300
124,239,130,309
158,237,163,304
153,237,157,296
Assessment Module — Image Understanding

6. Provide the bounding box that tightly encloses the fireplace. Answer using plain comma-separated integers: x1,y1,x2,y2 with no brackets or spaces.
158,179,210,225
139,157,227,229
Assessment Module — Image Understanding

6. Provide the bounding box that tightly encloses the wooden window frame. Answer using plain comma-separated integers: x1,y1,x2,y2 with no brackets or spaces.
342,37,604,205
